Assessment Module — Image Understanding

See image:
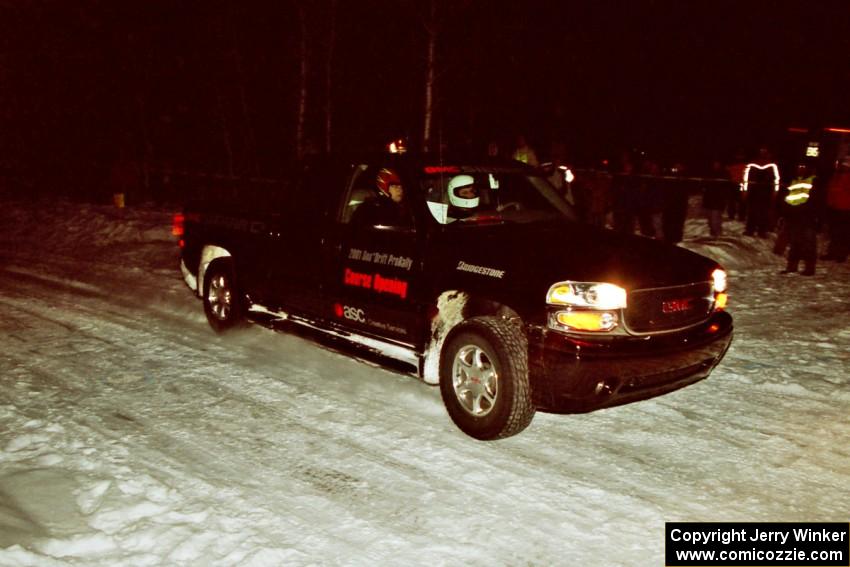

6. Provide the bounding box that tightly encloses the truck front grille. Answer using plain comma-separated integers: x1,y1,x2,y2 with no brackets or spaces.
624,282,714,334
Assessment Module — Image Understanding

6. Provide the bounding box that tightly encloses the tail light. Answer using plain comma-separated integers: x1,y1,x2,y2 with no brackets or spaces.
172,213,185,248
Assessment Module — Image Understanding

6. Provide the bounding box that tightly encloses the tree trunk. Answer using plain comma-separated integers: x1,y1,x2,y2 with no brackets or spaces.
232,42,259,176
216,92,235,177
324,0,337,154
422,0,436,153
135,95,152,195
296,6,308,160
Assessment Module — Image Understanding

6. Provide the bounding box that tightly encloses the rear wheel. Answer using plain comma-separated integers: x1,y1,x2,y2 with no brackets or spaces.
202,258,244,332
439,316,535,440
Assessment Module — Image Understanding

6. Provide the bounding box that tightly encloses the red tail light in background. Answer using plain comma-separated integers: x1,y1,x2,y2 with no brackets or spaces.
172,213,184,236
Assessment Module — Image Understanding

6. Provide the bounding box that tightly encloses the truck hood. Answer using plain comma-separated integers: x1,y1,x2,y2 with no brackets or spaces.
431,219,720,293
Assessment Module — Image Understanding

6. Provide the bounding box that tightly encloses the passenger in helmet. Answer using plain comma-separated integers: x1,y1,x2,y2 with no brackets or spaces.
351,168,411,227
376,168,405,204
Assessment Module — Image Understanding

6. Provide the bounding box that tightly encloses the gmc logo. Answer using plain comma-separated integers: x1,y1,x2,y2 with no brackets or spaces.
662,299,692,314
335,303,367,323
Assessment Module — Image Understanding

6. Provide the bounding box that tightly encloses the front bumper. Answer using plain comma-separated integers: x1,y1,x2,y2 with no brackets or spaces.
528,311,733,413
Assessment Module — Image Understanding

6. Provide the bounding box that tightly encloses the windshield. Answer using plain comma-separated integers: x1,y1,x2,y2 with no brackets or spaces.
421,167,576,226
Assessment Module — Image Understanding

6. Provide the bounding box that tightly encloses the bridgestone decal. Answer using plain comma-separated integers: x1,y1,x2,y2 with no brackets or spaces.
456,261,505,279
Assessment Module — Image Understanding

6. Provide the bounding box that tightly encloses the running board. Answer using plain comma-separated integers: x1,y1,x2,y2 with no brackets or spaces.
248,304,421,370
248,304,289,320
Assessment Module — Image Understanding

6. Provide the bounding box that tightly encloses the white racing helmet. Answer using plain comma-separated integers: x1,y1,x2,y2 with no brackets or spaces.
447,174,479,208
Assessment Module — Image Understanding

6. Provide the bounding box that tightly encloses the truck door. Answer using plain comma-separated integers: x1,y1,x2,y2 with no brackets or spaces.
265,160,348,318
325,164,423,346
231,181,292,306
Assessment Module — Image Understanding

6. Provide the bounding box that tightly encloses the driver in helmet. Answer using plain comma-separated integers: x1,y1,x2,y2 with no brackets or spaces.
447,174,479,217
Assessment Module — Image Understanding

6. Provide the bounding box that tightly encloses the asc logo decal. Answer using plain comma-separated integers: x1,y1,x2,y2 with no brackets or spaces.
334,303,366,323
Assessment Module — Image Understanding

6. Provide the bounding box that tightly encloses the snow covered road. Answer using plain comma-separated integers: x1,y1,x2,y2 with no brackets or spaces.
0,201,848,566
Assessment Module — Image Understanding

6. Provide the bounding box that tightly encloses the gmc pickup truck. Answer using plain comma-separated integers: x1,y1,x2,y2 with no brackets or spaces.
176,154,733,440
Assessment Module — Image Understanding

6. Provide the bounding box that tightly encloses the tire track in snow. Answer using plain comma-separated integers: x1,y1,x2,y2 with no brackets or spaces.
1,265,534,558
4,218,850,564
0,257,650,563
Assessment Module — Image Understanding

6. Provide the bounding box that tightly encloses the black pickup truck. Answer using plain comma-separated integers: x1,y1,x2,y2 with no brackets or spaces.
176,154,732,440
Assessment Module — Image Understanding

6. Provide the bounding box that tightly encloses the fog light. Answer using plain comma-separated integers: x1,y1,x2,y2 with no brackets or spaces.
555,310,618,332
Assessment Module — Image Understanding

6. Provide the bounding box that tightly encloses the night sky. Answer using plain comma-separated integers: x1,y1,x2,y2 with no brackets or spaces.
2,1,849,184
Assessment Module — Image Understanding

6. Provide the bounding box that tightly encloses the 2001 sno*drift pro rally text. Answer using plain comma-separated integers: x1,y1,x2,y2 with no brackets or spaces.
175,154,733,440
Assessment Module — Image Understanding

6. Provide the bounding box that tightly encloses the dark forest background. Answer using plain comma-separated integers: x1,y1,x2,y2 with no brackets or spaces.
2,1,849,200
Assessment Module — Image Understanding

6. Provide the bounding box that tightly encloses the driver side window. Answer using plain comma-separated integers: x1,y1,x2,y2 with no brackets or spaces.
340,165,379,224
339,164,413,229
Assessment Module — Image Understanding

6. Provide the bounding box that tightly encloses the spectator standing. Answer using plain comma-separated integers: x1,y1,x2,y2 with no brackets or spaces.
583,160,612,227
726,151,748,220
743,147,780,237
612,152,640,233
772,164,796,257
778,164,820,275
637,158,663,238
822,162,850,263
512,134,539,166
544,142,576,206
486,140,501,158
703,160,730,237
662,162,690,244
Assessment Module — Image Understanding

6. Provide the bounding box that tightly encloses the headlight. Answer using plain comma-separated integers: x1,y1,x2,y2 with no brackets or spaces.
711,268,728,311
712,268,727,293
546,281,627,310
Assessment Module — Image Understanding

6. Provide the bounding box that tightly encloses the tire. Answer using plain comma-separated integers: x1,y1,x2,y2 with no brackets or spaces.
439,316,535,440
202,258,244,333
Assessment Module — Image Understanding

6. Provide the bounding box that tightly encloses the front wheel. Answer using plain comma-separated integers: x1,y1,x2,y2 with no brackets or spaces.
439,316,535,440
202,258,244,333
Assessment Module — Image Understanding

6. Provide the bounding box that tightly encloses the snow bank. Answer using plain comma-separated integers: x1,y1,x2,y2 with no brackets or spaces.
0,198,848,566
0,199,174,252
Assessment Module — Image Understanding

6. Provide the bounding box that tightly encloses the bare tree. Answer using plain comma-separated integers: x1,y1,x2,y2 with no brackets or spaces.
216,91,235,176
128,33,153,194
422,0,437,153
324,0,337,154
296,5,308,160
230,26,260,176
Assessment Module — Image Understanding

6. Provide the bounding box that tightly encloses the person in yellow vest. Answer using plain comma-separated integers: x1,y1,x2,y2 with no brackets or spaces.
511,134,539,166
777,163,820,275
